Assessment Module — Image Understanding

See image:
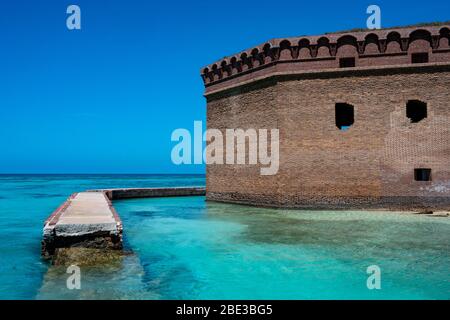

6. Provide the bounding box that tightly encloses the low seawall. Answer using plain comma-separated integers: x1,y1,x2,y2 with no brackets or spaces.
91,187,206,200
206,192,450,211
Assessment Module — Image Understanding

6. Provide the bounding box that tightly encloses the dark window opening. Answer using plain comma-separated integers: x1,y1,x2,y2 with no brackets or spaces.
411,52,429,64
335,103,354,131
414,168,432,181
406,100,427,123
339,57,355,68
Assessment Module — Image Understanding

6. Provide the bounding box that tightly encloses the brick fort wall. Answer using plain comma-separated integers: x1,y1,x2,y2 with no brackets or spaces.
202,25,450,210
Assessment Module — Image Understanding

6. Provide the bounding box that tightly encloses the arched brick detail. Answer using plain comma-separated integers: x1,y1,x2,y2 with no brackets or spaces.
385,32,402,54
279,40,292,60
336,35,358,57
316,37,331,58
201,25,450,85
408,29,432,50
364,33,380,54
439,27,450,48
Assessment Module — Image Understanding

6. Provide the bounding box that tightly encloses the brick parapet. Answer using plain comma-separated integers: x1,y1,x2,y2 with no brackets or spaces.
201,25,450,95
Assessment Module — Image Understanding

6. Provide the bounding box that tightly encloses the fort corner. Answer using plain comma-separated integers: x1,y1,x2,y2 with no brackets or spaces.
201,24,450,210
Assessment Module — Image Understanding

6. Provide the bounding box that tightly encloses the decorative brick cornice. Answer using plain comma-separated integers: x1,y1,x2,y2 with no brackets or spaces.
201,25,450,92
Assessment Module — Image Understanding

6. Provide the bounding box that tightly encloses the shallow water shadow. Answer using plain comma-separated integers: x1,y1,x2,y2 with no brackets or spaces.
37,248,157,300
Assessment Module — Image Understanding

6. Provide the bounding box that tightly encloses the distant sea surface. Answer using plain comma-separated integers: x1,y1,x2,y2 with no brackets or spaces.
0,174,449,300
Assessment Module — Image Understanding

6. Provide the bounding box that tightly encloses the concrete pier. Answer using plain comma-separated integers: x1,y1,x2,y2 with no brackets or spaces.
42,187,205,259
42,192,123,259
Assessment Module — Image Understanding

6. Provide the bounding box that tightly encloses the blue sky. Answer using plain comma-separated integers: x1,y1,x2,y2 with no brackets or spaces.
0,0,448,173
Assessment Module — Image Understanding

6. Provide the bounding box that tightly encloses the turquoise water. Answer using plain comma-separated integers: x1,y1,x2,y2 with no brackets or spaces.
0,174,204,300
0,175,449,299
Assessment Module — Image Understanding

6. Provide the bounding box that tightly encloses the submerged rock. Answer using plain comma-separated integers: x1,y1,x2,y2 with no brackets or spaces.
52,247,131,266
427,211,450,217
37,250,157,300
414,210,434,215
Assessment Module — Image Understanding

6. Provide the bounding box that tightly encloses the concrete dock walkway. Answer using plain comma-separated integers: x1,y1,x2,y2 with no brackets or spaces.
42,192,123,258
42,187,206,259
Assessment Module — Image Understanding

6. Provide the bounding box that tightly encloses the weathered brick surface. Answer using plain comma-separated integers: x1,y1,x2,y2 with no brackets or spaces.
206,79,281,206
203,25,450,210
